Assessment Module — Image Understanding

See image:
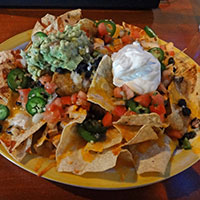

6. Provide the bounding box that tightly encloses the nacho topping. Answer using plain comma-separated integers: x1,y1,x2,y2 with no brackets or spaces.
112,41,161,94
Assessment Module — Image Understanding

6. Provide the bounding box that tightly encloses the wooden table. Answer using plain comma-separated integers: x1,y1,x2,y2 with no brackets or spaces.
0,0,200,199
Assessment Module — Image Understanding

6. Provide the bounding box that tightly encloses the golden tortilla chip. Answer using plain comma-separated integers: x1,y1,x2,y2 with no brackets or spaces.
88,55,115,111
56,123,123,175
114,124,158,145
83,128,122,153
129,134,176,175
114,113,162,127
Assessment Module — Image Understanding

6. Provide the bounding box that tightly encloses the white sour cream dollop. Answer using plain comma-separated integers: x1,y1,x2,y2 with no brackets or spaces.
111,41,161,94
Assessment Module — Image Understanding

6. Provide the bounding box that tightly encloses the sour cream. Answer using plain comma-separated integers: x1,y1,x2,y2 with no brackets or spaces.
111,42,161,94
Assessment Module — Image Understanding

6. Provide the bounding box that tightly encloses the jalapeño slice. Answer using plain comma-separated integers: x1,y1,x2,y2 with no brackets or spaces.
77,125,97,142
28,87,50,100
26,97,46,116
0,104,10,120
7,68,28,91
144,26,157,38
148,47,165,62
32,32,47,41
96,20,116,37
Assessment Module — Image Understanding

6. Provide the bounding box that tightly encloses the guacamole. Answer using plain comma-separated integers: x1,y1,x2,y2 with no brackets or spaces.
21,24,92,80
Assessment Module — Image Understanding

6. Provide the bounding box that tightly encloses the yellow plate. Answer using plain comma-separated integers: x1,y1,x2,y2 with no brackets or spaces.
0,31,200,190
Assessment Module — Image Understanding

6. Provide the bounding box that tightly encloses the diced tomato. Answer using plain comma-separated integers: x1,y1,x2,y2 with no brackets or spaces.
77,99,91,111
43,109,62,124
61,96,72,105
169,51,175,56
44,82,57,94
44,98,64,123
102,112,113,127
77,91,87,100
159,113,165,122
160,45,166,51
98,22,108,36
134,93,151,107
130,28,140,39
14,60,24,69
149,104,166,115
113,87,123,98
76,91,90,110
112,105,127,117
71,93,78,104
104,34,112,43
39,74,52,85
18,88,31,108
150,91,165,105
121,35,133,44
122,84,134,100
166,129,182,139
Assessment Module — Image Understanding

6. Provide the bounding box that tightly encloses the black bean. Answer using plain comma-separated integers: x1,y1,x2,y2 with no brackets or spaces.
168,57,175,65
182,107,191,116
93,57,102,69
55,67,70,74
75,62,88,74
37,80,44,87
184,131,196,140
85,70,92,79
173,67,177,73
0,125,2,132
16,101,22,106
178,99,187,107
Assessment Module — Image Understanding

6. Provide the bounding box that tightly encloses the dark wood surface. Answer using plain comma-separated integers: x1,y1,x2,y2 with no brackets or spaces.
0,0,200,199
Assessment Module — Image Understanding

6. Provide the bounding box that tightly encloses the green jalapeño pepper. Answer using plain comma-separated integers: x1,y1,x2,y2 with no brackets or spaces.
28,87,50,100
126,100,138,113
96,20,116,37
144,26,157,38
32,31,47,42
7,68,28,91
148,47,165,62
26,97,47,116
0,104,10,120
77,125,97,142
77,119,107,142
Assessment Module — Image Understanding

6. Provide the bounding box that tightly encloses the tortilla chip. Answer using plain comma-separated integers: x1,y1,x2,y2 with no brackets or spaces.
11,136,32,161
0,50,14,64
114,124,158,145
56,123,123,175
12,120,46,150
78,18,97,37
43,9,82,34
129,134,176,175
83,128,123,153
57,9,81,27
31,21,45,36
114,113,162,127
41,14,56,26
1,136,32,162
88,55,115,111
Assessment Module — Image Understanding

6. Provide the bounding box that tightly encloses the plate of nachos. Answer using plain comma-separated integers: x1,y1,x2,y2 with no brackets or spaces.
0,9,200,189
